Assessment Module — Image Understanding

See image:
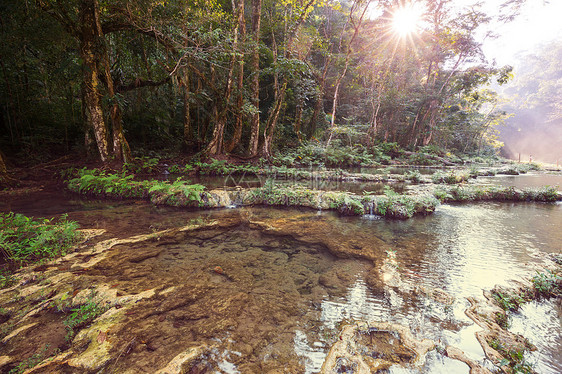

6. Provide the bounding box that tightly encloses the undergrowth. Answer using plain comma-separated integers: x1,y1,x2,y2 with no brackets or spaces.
487,338,535,374
0,212,80,267
63,292,109,341
66,168,207,206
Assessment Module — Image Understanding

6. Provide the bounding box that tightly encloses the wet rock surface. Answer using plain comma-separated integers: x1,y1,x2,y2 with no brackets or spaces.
320,322,434,373
0,207,557,373
0,217,376,373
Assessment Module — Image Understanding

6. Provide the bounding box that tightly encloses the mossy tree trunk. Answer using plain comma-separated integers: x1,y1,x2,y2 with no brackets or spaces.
79,0,110,163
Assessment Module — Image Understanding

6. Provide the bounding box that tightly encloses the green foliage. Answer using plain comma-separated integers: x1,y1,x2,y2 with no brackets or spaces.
148,178,206,205
0,213,80,265
487,338,535,374
122,157,160,174
531,270,561,297
494,312,510,329
377,142,403,158
370,188,439,219
408,152,438,166
492,290,526,312
0,270,16,289
168,164,193,174
272,143,379,167
433,185,561,203
431,171,468,184
333,195,365,216
405,170,422,184
67,169,208,207
497,165,520,175
525,186,559,202
248,182,318,208
193,160,260,176
67,169,149,198
8,344,54,374
50,292,72,313
64,292,108,341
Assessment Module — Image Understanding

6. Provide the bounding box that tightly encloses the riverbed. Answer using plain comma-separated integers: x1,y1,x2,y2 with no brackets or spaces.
0,172,560,373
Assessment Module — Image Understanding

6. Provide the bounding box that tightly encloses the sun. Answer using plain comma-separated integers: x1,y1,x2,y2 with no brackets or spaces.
392,2,424,37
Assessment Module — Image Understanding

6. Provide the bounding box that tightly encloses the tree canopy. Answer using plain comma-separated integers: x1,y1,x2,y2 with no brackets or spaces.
0,0,514,165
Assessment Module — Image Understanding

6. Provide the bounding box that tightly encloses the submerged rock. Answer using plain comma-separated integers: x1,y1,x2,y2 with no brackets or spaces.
320,322,435,373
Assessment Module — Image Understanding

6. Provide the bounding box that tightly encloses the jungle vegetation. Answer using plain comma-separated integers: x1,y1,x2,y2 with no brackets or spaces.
0,0,515,173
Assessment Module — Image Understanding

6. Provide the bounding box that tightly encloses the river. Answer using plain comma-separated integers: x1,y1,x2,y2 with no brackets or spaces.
0,173,560,373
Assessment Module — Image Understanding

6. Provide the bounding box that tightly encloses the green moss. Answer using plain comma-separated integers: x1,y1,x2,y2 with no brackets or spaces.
64,292,109,341
494,311,510,329
333,195,364,216
8,344,55,374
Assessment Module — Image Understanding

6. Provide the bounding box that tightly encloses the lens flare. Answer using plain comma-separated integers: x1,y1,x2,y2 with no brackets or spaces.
392,2,424,37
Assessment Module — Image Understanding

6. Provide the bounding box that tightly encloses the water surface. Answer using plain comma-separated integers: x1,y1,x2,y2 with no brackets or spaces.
1,186,560,373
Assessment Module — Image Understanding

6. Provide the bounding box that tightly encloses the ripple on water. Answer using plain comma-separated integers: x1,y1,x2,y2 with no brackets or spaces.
510,299,562,374
2,192,561,372
320,279,389,330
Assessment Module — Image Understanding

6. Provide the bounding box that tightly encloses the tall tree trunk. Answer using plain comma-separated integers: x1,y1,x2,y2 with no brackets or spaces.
260,0,316,157
308,59,329,138
80,0,109,163
248,0,262,156
0,151,7,176
182,71,192,149
261,83,287,159
226,0,246,153
0,58,19,145
205,1,243,156
326,0,371,146
94,1,131,164
294,104,303,142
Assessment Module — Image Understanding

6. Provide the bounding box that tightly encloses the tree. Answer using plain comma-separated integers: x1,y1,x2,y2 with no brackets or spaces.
248,0,262,156
326,0,372,146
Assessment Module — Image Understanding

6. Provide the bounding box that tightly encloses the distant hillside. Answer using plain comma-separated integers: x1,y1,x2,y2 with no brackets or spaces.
499,40,562,164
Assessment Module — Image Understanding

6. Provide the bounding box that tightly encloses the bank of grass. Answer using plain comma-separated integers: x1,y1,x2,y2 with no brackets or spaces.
66,169,560,220
0,212,81,273
433,185,561,203
66,168,207,206
66,169,440,219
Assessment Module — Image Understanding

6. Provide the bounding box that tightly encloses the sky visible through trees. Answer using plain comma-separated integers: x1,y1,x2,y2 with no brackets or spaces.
0,0,560,166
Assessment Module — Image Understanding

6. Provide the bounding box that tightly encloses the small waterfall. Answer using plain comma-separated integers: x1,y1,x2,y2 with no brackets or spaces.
317,194,323,212
362,200,379,220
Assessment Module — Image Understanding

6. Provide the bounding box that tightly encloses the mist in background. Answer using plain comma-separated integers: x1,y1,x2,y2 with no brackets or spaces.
496,40,562,164
456,0,562,164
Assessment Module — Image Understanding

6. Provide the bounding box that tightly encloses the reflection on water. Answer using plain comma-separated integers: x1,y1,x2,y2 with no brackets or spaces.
477,172,562,191
320,279,388,330
190,174,406,194
1,187,561,372
510,300,562,374
294,330,326,374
